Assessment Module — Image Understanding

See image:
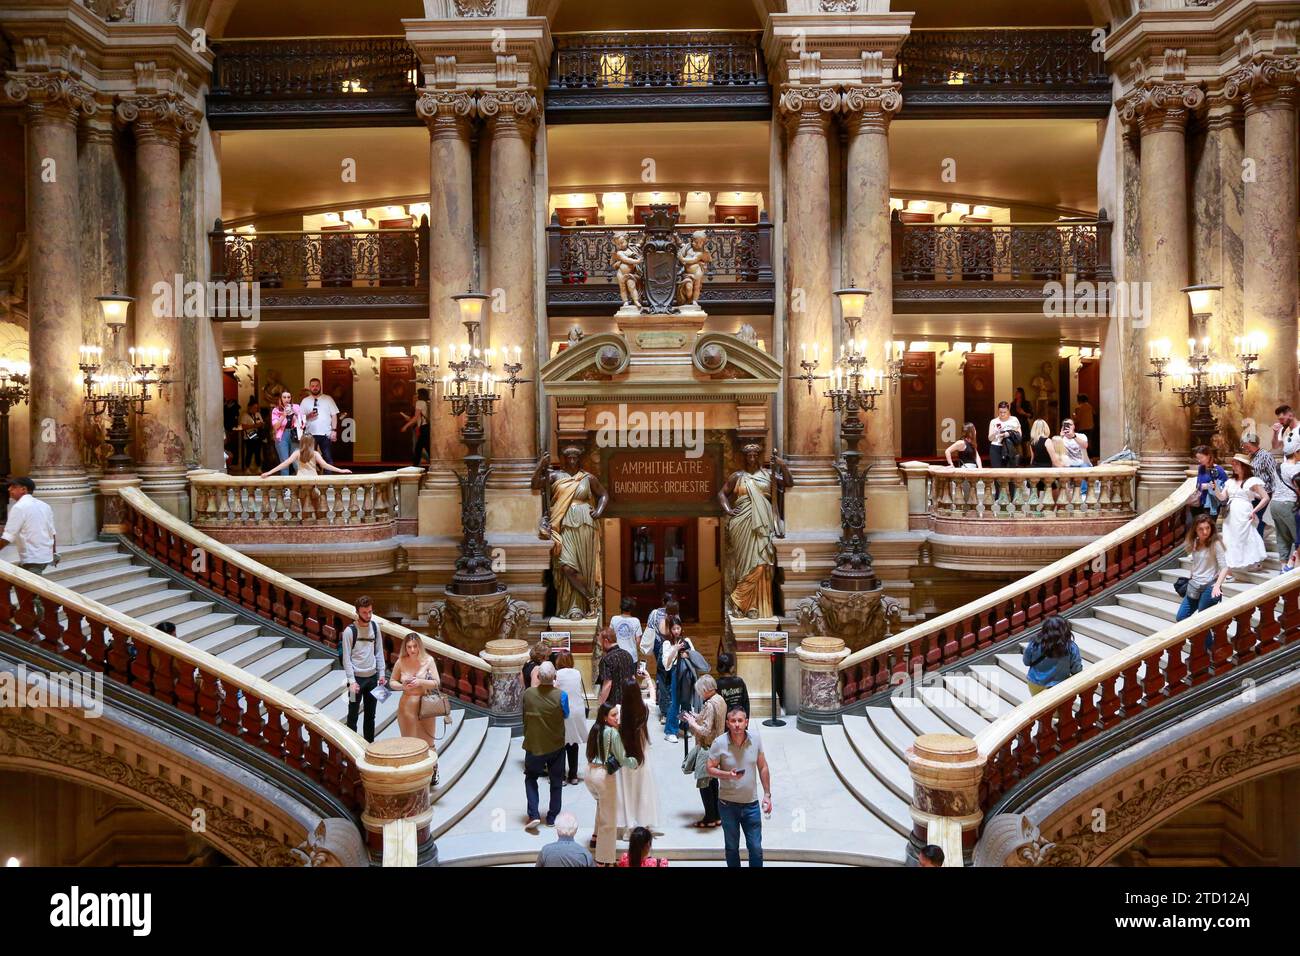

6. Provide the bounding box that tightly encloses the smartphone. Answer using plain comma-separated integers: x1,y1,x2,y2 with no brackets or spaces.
733,768,746,777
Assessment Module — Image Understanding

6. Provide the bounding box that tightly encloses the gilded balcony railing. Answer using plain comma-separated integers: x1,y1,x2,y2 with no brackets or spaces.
897,28,1107,90
210,220,428,289
550,30,764,89
892,216,1113,284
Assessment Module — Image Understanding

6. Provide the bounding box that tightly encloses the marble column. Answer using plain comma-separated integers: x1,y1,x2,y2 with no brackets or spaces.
1119,78,1202,503
479,89,538,478
479,637,529,730
117,89,199,518
4,66,99,543
417,89,476,486
842,82,907,529
779,86,839,463
358,738,437,865
906,733,985,866
1226,63,1299,429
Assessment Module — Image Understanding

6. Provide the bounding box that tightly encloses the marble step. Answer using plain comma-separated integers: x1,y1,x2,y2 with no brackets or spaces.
431,716,490,800
968,664,1032,707
916,686,992,738
865,704,923,761
216,634,282,671
1115,591,1182,623
81,574,172,607
190,624,265,656
842,714,912,802
136,600,215,629
60,565,153,596
44,552,133,583
1093,604,1171,637
889,694,957,739
1070,616,1150,650
265,656,335,697
821,724,912,836
943,673,1015,720
243,646,309,685
429,726,513,839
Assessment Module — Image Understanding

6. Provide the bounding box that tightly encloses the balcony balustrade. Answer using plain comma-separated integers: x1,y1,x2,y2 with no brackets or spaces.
545,217,774,314
546,30,770,121
207,36,419,128
896,28,1111,117
892,215,1113,310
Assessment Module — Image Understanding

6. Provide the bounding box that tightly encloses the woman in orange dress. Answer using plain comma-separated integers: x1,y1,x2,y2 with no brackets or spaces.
388,633,443,752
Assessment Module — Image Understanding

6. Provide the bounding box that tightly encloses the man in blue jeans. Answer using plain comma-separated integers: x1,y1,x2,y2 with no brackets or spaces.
706,708,772,867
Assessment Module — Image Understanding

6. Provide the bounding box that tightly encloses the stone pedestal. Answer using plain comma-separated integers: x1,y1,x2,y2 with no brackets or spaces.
547,615,598,647
358,737,437,865
905,733,986,867
794,585,900,654
394,466,423,536
728,614,779,645
479,637,530,730
427,588,530,656
616,314,708,361
794,635,848,732
99,474,142,535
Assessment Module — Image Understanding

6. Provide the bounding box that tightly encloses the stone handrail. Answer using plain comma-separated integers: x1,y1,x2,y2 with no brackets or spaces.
923,463,1137,520
0,559,367,811
118,486,494,710
974,561,1300,815
189,468,422,541
835,477,1193,707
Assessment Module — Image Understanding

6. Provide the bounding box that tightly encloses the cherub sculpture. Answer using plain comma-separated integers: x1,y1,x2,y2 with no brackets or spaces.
610,233,643,310
676,230,711,310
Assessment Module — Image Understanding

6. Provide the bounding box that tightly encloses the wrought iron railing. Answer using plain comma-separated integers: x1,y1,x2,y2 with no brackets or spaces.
210,221,428,289
897,28,1107,89
545,219,772,285
210,36,418,99
892,217,1113,283
549,31,764,90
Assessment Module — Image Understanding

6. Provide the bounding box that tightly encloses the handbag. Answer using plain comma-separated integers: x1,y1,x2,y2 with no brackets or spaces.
417,666,450,719
1174,576,1190,598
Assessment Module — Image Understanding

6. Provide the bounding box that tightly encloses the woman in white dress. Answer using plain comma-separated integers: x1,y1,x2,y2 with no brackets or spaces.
1217,453,1269,570
614,679,660,835
553,651,588,786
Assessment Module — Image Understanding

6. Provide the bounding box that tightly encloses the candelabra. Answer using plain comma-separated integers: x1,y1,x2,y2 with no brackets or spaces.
79,291,171,473
825,284,886,591
885,339,906,389
1232,332,1266,391
1171,341,1234,451
0,359,30,519
418,290,530,595
793,341,824,395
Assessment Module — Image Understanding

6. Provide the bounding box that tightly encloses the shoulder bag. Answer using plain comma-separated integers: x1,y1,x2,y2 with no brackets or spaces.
418,665,451,719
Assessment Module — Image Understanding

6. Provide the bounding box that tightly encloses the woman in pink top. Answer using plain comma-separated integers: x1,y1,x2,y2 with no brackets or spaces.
271,390,301,475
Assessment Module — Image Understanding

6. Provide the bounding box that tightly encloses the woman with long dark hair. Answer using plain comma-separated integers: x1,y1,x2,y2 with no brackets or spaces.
943,422,981,468
618,826,668,867
1021,615,1082,695
615,679,659,835
585,703,637,865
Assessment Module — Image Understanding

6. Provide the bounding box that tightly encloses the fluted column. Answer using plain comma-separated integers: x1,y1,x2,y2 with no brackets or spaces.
479,89,539,478
1119,76,1202,501
842,83,902,488
116,86,199,518
1225,55,1300,429
4,65,99,542
779,86,839,463
418,90,476,486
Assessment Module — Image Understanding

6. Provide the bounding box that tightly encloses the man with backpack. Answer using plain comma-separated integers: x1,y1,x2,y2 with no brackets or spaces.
342,596,386,742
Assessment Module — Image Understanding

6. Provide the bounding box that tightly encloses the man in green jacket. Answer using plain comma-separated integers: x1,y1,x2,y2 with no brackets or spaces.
522,662,570,831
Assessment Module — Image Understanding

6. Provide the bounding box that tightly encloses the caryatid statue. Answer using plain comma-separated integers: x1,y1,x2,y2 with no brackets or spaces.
676,230,711,309
532,446,609,620
611,233,643,309
718,443,794,619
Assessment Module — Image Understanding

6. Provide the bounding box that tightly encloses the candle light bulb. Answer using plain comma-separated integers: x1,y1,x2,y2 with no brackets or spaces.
814,343,820,361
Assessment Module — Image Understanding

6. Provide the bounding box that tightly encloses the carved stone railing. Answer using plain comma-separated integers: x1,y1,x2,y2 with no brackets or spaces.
545,218,774,314
189,469,420,544
907,463,1138,533
0,559,367,813
547,30,770,120
833,478,1192,709
974,561,1300,819
207,36,419,128
896,28,1110,116
211,222,428,290
893,217,1113,285
117,486,495,712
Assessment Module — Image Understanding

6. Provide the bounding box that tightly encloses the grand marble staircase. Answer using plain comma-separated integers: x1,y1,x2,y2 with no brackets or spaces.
46,540,514,830
823,550,1283,838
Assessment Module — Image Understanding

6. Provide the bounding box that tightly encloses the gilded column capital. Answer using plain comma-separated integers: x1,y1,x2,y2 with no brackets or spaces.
1223,55,1300,115
3,68,97,125
778,85,840,136
116,90,201,147
840,82,902,134
476,88,539,139
1118,79,1204,135
416,88,475,139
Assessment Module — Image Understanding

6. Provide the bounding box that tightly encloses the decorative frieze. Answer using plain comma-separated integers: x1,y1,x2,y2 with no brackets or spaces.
453,0,496,16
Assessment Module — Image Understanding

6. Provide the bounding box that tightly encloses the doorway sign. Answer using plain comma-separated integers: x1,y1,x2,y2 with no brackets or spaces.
602,447,723,518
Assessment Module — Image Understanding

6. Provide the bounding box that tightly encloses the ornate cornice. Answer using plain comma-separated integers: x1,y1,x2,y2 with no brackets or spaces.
841,82,902,133
778,85,840,135
476,88,539,137
416,88,475,139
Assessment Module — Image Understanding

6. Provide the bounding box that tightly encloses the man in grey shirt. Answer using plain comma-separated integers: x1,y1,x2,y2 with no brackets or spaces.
535,812,593,867
706,708,772,867
342,596,386,742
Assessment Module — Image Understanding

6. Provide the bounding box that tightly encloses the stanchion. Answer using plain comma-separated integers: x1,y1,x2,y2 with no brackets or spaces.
762,653,785,727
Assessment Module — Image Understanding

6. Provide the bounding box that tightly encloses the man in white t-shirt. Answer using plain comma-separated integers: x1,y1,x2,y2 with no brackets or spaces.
609,596,643,661
2,477,57,574
302,378,340,464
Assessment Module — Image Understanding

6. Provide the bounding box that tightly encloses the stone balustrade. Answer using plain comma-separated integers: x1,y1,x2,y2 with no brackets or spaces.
189,468,421,544
906,462,1139,533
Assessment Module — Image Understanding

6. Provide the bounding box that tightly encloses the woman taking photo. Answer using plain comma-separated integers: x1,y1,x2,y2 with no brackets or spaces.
1021,615,1083,695
615,680,659,836
1189,444,1227,524
943,422,981,468
1177,513,1229,621
1217,453,1269,570
679,673,726,828
389,633,442,753
270,390,301,474
586,703,637,865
